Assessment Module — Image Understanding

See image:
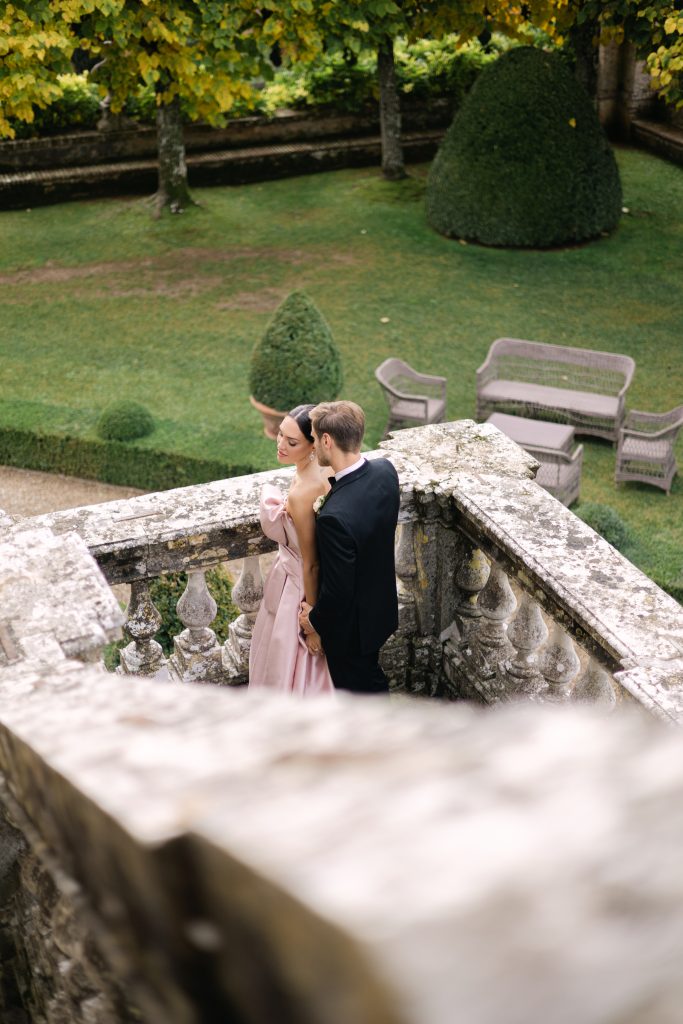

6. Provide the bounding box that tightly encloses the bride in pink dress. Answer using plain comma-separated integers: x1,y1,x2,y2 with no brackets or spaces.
248,404,335,696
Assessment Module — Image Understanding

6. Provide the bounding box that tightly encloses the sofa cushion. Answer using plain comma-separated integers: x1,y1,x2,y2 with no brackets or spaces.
480,381,619,420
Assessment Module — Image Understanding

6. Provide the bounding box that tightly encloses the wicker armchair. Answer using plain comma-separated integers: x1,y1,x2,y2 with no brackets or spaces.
531,444,584,507
615,406,683,494
375,358,447,437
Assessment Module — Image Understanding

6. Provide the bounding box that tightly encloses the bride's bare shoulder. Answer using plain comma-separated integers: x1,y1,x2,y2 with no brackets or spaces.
288,476,325,512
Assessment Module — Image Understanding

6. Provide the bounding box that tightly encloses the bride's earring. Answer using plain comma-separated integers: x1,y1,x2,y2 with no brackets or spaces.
309,452,315,462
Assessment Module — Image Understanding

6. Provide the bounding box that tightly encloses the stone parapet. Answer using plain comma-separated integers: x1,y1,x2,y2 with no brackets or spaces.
3,663,683,1022
381,422,683,711
10,418,683,713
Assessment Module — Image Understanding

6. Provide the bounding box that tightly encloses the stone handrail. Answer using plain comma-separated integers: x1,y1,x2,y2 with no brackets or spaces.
4,661,683,1023
4,420,683,716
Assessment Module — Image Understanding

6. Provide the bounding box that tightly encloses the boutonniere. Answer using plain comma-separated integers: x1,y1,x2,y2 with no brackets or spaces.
313,493,328,517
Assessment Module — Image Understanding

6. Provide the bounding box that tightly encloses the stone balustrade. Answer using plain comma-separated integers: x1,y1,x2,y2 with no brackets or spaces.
3,420,682,719
2,419,683,1024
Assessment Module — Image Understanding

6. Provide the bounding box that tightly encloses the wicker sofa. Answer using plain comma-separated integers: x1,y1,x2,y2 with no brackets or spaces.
476,338,635,442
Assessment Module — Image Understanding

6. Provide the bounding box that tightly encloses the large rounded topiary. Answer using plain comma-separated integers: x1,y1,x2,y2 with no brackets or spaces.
426,46,622,248
249,290,343,412
96,400,155,442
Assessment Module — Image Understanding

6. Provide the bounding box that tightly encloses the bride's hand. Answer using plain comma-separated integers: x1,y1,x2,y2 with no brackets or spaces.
305,633,323,656
299,601,313,634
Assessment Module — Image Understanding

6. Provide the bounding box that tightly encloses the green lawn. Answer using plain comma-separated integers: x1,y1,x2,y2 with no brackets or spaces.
1,146,682,594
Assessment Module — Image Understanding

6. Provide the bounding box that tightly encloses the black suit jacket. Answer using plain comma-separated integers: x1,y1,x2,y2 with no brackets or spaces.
309,457,400,657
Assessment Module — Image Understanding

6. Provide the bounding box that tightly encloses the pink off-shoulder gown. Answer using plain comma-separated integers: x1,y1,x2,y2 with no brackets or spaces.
248,484,335,696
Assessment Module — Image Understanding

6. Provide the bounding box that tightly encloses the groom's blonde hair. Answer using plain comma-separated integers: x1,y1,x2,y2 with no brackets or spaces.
311,401,365,453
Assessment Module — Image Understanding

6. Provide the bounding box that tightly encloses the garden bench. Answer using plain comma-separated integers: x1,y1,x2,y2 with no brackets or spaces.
476,338,635,442
486,413,583,506
375,358,447,437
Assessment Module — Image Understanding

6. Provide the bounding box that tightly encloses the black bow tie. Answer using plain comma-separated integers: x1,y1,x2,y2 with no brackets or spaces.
328,475,337,487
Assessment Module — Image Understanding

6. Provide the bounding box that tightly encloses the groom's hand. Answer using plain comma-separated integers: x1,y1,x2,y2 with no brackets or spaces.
299,602,322,655
299,601,314,635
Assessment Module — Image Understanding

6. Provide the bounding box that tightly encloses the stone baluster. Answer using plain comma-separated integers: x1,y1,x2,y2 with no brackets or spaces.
498,592,549,699
452,546,490,649
168,570,223,684
467,563,517,686
222,555,264,685
381,523,418,694
118,580,168,679
395,522,418,635
571,659,617,709
538,622,581,702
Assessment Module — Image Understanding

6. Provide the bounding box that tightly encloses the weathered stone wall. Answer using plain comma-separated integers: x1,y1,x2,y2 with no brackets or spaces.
4,663,683,1023
599,43,655,133
0,103,452,174
0,782,138,1024
598,41,678,150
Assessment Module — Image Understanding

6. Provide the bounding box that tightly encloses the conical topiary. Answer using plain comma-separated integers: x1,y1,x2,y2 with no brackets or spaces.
249,291,343,412
426,46,622,248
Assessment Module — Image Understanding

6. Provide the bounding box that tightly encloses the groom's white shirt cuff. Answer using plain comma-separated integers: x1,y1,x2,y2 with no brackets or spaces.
334,456,365,482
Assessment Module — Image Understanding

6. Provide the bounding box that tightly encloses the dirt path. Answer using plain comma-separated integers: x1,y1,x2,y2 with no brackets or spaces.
0,465,144,519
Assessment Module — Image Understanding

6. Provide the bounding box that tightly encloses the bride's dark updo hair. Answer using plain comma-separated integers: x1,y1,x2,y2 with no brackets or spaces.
288,404,316,443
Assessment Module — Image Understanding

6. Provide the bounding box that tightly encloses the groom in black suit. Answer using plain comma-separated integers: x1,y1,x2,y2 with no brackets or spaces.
299,400,400,694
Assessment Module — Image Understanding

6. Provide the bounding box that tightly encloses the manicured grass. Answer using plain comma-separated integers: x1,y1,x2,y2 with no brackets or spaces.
1,146,682,595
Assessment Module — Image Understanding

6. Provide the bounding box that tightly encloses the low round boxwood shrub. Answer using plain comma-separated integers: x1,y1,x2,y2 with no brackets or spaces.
249,290,343,412
575,502,632,551
426,46,623,248
97,401,155,442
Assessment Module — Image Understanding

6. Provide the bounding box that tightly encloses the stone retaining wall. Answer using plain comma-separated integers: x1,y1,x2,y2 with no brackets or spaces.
0,103,452,174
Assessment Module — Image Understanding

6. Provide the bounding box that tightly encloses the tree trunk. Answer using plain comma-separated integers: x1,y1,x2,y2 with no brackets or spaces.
154,94,194,215
377,38,406,181
571,19,600,103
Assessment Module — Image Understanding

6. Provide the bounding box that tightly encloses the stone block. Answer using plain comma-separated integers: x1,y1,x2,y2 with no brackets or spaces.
4,667,683,1022
0,527,123,668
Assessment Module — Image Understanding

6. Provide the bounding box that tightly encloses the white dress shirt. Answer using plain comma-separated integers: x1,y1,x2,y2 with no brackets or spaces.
332,456,366,482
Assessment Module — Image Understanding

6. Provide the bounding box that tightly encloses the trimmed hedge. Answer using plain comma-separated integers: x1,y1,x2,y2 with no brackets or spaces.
249,290,343,412
0,426,252,490
426,46,623,248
